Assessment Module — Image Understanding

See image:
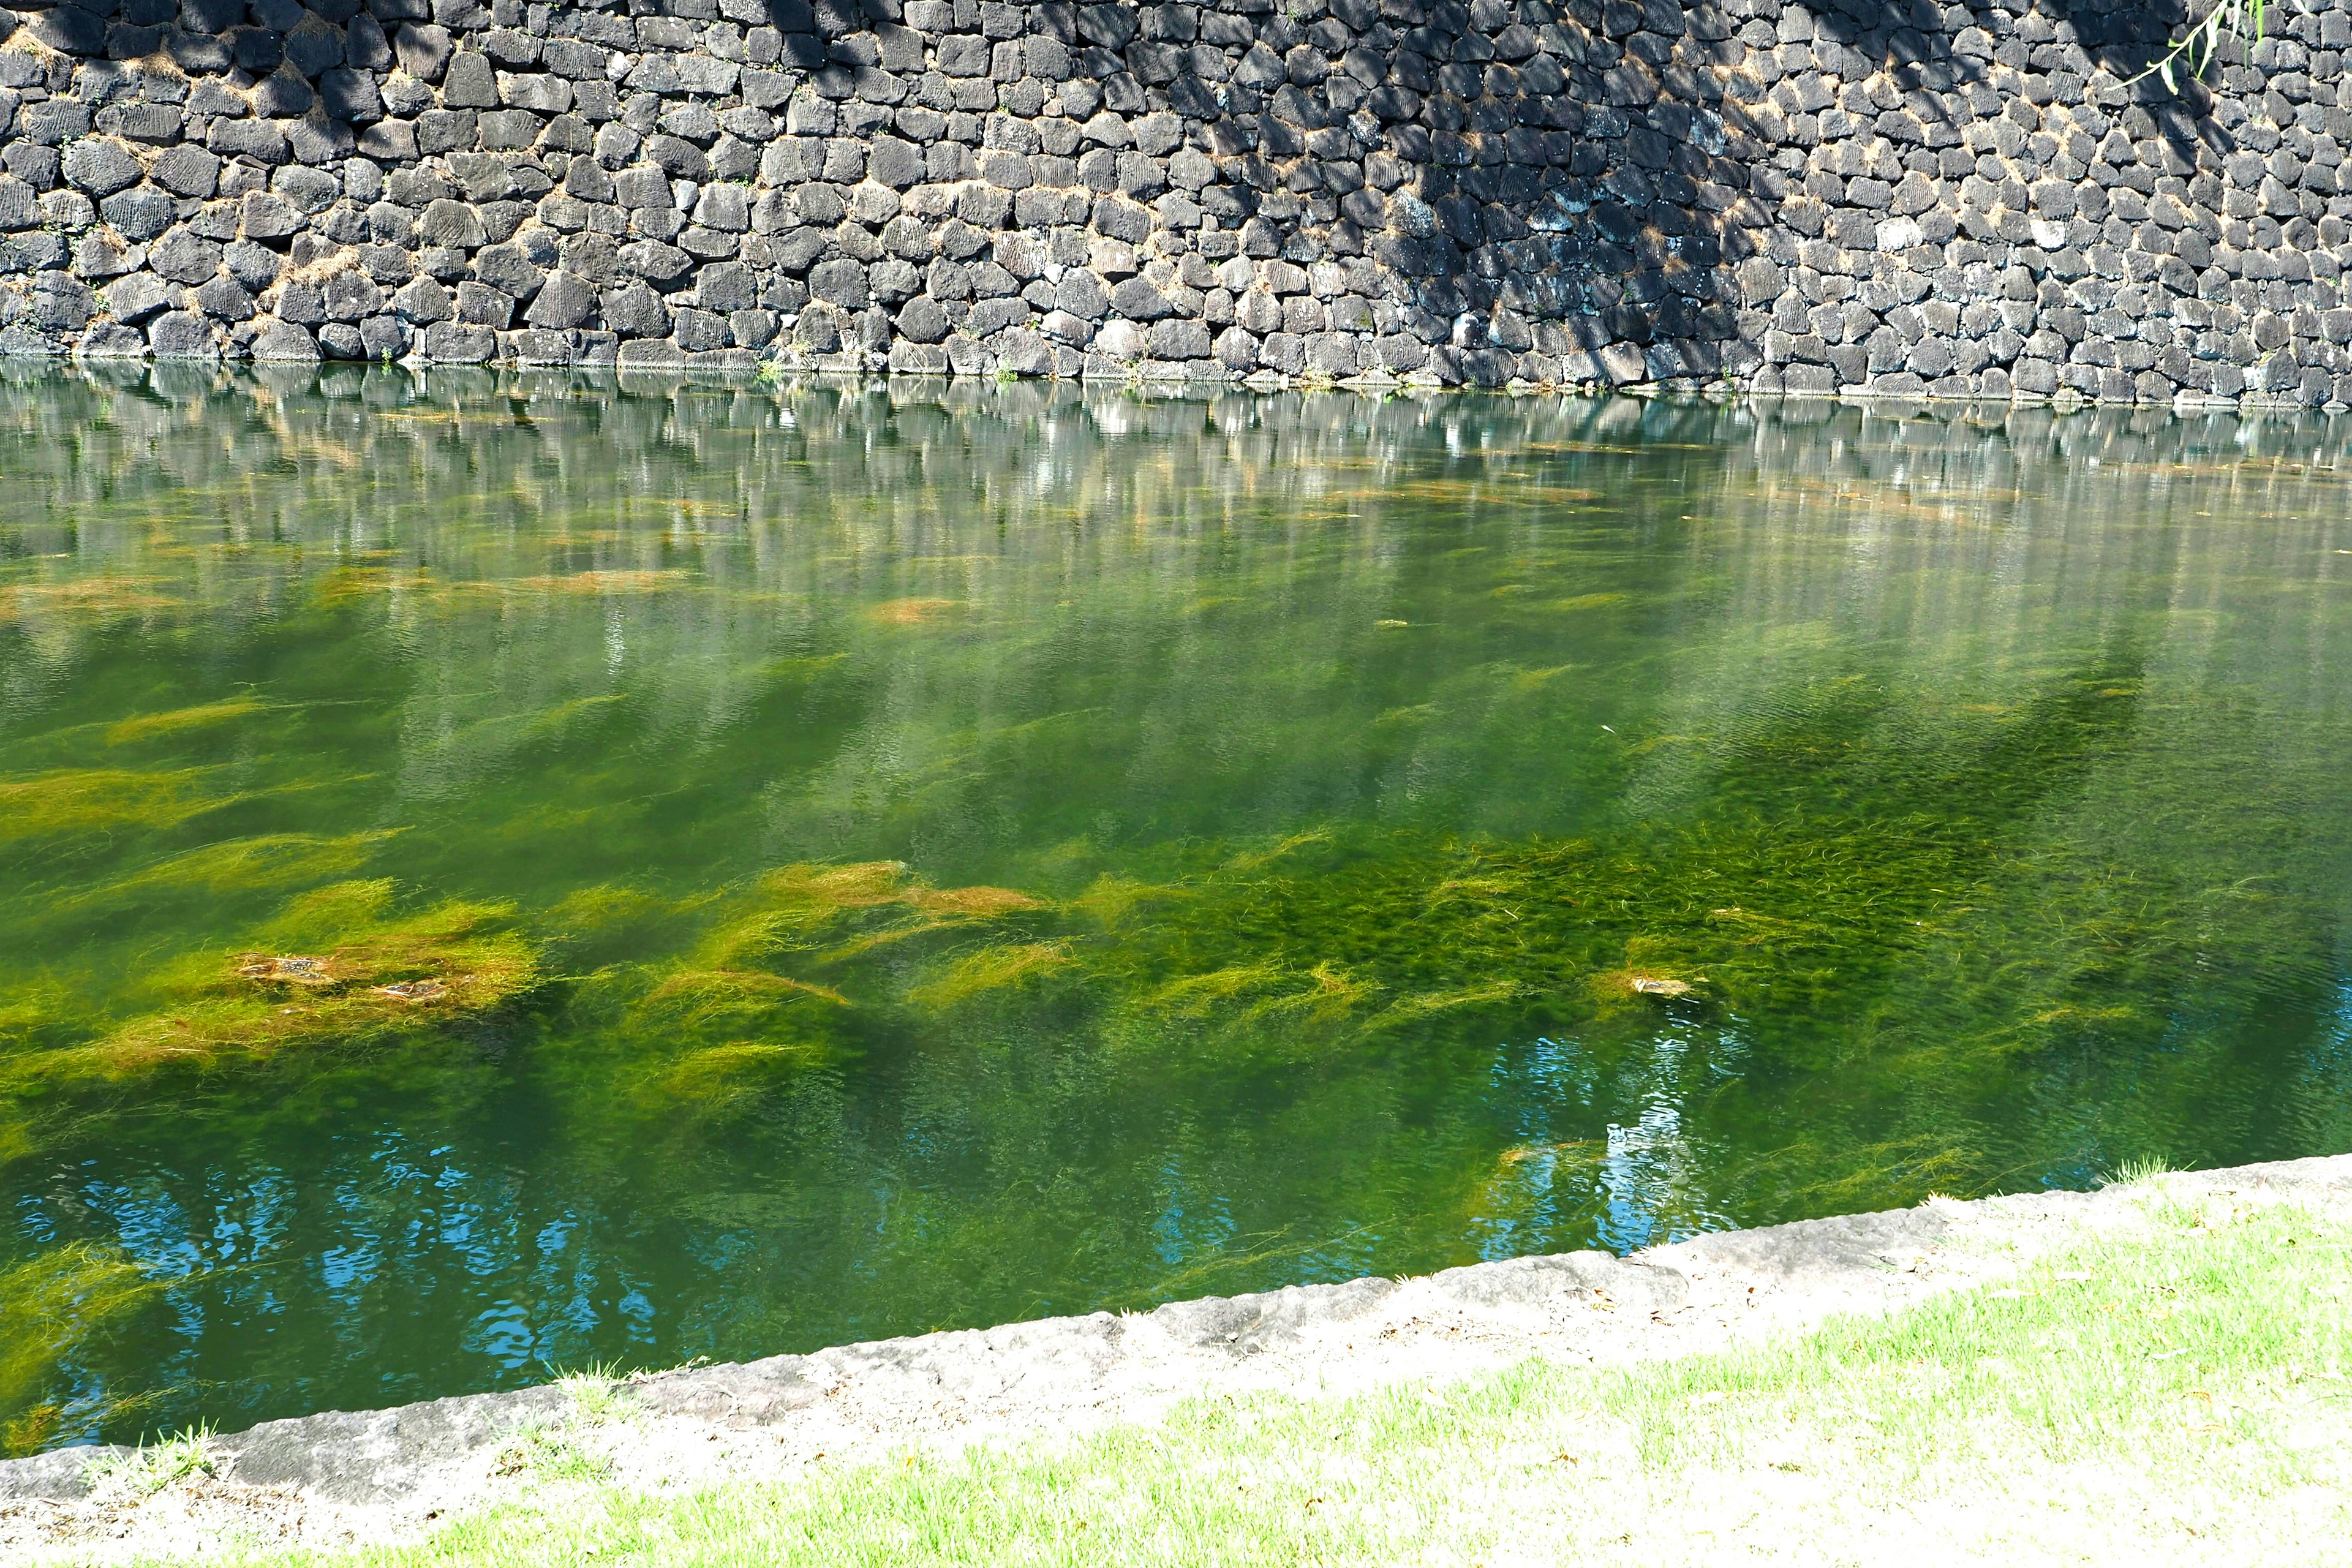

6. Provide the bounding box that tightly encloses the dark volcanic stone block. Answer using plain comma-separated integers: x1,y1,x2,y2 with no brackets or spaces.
0,0,2322,397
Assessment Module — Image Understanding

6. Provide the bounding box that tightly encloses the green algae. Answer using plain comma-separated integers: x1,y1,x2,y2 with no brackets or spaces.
59,832,398,915
102,698,270,747
2,879,540,1100
0,1243,163,1457
907,943,1074,1009
687,862,1052,975
0,767,233,845
0,576,185,625
613,967,849,1066
652,1042,832,1115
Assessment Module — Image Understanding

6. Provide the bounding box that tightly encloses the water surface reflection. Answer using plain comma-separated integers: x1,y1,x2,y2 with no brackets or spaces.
2,366,2348,1449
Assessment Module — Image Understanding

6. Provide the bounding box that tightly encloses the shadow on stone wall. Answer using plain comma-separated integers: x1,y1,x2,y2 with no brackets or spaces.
0,0,2347,401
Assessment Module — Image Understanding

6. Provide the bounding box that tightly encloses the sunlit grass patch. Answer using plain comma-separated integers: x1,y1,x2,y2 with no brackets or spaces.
489,1357,698,1485
489,1415,612,1485
82,1424,218,1499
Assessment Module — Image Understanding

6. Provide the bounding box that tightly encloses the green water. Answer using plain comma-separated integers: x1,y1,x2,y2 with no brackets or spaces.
3,364,2350,1454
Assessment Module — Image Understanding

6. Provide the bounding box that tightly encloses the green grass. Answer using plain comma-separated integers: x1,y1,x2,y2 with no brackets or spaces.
551,1361,631,1425
83,1423,218,1498
172,1185,2352,1566
483,1362,641,1485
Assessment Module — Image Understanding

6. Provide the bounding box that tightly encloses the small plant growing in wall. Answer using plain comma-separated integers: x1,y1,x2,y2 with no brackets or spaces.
2122,0,2275,90
82,1425,219,1498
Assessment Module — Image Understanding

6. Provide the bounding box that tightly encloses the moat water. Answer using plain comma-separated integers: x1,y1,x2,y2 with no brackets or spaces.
4,363,2350,1450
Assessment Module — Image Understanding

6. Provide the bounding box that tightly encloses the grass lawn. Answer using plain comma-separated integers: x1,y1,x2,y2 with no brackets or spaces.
151,1183,2352,1566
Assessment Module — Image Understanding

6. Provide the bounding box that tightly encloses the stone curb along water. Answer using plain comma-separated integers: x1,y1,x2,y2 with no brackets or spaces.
0,0,2344,404
3,1151,2348,1515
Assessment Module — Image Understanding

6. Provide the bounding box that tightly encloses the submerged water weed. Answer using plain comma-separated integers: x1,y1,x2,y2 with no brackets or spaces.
647,1042,801,1112
592,862,1059,1116
0,767,234,846
506,570,694,597
102,698,269,747
0,856,1063,1144
2,879,539,1093
689,862,1050,976
868,597,960,626
561,647,2342,1170
0,576,183,625
622,973,850,1108
56,832,399,919
761,652,2329,1213
2,647,2319,1208
906,943,1073,1008
0,1243,164,1457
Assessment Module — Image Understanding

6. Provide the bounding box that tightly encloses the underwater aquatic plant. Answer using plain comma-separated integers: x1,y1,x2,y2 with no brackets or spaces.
629,968,850,1039
0,577,182,626
905,943,1074,1009
696,862,1049,972
5,372,2351,1460
0,1243,162,1457
58,832,397,918
506,571,695,597
102,698,268,747
0,767,232,846
867,597,960,626
3,879,539,1092
653,1042,834,1114
596,863,1062,1116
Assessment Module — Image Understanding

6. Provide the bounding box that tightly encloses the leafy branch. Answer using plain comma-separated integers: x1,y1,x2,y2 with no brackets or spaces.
2118,0,2276,90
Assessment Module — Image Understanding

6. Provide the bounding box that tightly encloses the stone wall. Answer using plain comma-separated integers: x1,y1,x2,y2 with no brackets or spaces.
0,0,2346,404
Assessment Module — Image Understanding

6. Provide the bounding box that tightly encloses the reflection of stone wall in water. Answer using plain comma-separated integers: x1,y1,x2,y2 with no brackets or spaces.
9,359,2346,561
0,0,2348,401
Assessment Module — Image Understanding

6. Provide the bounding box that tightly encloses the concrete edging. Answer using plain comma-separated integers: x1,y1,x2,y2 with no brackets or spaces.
7,1150,2349,1515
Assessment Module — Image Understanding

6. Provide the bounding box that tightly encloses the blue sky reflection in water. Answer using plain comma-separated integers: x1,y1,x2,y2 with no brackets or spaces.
2,365,2350,1452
